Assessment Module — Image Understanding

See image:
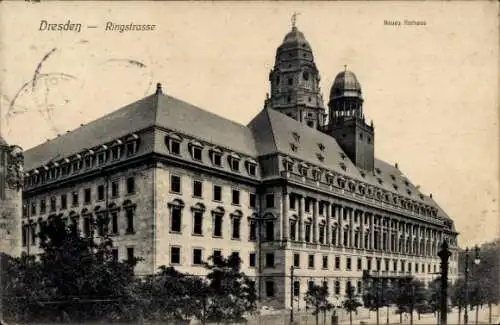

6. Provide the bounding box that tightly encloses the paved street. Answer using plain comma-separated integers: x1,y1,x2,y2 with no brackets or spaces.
336,305,500,325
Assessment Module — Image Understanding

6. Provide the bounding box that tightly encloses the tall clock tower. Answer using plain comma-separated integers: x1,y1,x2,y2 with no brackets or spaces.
265,21,326,129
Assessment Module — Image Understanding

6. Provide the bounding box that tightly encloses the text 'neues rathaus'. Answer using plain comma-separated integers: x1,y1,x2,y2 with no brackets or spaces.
17,23,459,309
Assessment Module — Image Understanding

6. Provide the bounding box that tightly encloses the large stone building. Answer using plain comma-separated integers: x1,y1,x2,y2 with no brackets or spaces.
20,24,459,309
0,135,23,258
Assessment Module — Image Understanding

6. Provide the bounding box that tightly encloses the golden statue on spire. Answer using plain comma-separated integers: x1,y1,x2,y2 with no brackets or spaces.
291,12,300,28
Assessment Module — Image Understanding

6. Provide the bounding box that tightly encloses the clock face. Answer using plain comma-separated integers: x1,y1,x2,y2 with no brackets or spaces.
2,40,154,148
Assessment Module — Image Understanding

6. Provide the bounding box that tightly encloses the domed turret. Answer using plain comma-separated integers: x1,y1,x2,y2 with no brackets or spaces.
330,69,362,99
328,67,364,120
265,16,326,129
325,67,374,172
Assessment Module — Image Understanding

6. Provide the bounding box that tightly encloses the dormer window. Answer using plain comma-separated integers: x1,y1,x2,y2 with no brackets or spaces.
340,152,346,160
404,180,410,186
390,175,396,181
375,168,381,174
126,134,139,156
245,159,258,176
290,143,298,152
336,177,346,188
377,178,383,185
407,189,412,195
348,182,355,192
210,147,223,167
166,134,182,155
111,140,123,160
228,153,240,172
360,171,366,178
189,140,203,161
283,157,294,172
72,155,82,173
359,185,366,195
318,143,325,151
339,162,346,171
299,163,308,176
316,153,324,162
61,161,69,177
84,150,94,169
292,132,300,143
312,168,321,181
97,146,108,166
325,172,334,185
393,184,399,190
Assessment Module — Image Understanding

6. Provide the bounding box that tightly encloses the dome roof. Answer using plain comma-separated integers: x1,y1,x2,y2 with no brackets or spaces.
330,69,363,99
279,27,311,49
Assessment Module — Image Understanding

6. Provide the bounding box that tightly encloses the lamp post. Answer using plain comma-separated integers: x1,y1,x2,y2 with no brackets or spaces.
438,240,452,325
290,265,295,324
463,245,480,325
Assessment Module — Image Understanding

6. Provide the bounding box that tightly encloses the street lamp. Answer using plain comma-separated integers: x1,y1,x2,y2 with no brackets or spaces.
463,245,480,325
438,240,452,325
290,265,295,324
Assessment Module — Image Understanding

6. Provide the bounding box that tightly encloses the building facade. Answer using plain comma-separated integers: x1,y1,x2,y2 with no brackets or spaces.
0,136,23,258
21,25,459,309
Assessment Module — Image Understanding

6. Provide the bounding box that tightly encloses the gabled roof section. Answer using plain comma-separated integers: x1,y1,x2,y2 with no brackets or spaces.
249,107,362,177
24,92,259,171
24,95,158,171
155,95,257,156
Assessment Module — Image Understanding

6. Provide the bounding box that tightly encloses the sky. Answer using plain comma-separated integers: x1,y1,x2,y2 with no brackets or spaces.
0,1,498,247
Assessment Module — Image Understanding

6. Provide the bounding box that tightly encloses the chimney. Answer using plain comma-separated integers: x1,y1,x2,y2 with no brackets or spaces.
430,193,433,199
395,162,399,169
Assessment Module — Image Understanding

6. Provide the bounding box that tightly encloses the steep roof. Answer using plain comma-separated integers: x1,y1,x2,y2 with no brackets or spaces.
24,93,258,171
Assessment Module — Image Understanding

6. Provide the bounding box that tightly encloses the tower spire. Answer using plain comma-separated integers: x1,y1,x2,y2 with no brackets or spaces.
291,12,300,29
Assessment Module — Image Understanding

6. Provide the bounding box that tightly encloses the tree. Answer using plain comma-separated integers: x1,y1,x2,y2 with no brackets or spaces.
204,253,257,324
342,282,362,325
304,283,332,325
3,215,139,322
450,278,466,323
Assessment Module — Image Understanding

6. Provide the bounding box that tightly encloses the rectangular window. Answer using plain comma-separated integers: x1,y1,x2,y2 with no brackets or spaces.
265,253,275,268
193,248,203,265
171,208,182,233
230,158,239,171
170,141,180,155
293,281,300,296
213,250,222,261
193,180,203,198
335,256,340,269
97,185,105,201
322,255,328,269
193,147,202,161
308,254,315,268
293,253,300,268
84,188,91,204
357,258,362,271
213,185,222,201
171,175,181,193
111,146,121,160
249,193,256,208
213,214,223,237
232,189,240,205
265,221,274,241
213,153,222,166
60,195,67,210
232,218,241,239
265,194,274,208
126,141,137,156
248,164,256,176
72,192,79,207
367,258,372,271
83,217,91,237
265,281,275,297
111,248,118,262
290,196,296,210
126,209,134,234
346,257,352,270
249,253,256,267
170,247,180,264
31,202,37,215
111,181,119,197
249,220,257,240
126,177,135,194
111,211,118,234
127,247,134,264
40,199,46,214
193,211,203,235
50,197,56,212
